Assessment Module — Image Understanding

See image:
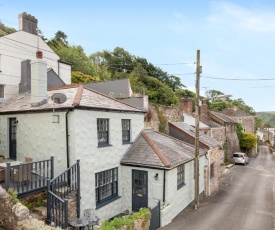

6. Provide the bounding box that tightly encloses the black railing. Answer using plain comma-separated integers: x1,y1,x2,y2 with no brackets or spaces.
5,156,54,197
46,160,80,229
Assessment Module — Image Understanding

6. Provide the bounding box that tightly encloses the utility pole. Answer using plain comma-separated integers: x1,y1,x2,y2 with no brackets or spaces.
194,50,202,209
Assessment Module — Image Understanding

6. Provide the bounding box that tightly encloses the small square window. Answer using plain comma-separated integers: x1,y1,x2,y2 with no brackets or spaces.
177,164,185,189
122,119,130,143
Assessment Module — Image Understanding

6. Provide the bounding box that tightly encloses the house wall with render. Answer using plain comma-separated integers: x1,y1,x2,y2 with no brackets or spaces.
0,111,68,175
72,109,144,222
0,28,71,100
121,155,207,227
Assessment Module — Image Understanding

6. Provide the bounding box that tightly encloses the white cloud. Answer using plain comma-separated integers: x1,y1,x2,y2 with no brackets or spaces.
207,1,275,33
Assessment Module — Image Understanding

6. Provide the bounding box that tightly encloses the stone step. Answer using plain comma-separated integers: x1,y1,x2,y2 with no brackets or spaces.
32,206,47,220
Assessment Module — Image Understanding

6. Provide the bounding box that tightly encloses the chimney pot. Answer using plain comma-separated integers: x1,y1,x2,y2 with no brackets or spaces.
36,50,43,59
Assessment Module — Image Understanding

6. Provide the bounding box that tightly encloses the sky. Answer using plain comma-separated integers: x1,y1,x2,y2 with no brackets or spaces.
1,0,275,112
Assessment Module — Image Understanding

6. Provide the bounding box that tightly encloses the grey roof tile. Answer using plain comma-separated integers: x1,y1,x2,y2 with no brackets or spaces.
169,122,220,148
0,85,143,113
121,129,206,169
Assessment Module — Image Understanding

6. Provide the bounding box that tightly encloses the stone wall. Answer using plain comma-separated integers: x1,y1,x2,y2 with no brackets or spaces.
144,104,183,131
0,187,29,230
68,191,78,223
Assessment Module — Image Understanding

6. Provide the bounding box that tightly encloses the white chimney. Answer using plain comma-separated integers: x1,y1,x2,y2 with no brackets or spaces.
31,60,47,106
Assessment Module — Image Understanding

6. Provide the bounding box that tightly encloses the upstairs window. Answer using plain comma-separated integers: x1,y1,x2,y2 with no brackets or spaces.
122,119,130,143
97,119,109,146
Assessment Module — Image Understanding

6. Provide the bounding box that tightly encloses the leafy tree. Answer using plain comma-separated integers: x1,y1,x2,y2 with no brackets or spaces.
54,30,68,45
205,90,224,101
71,71,100,84
209,99,231,111
240,132,257,151
254,116,263,131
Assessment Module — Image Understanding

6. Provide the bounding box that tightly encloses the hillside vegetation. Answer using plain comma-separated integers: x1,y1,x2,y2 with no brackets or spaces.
0,22,259,116
256,112,275,127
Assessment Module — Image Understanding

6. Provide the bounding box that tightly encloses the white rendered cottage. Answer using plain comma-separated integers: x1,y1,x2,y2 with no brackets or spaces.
0,12,71,101
121,129,207,227
0,59,145,222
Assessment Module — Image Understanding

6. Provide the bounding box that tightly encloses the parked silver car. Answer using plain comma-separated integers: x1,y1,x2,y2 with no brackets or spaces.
233,152,249,165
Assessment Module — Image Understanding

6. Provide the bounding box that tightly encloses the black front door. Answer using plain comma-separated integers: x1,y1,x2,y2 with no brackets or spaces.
9,118,17,160
132,170,148,211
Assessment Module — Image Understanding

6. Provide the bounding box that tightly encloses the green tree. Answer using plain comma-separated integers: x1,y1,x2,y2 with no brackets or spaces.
71,71,100,84
240,132,257,152
236,123,243,140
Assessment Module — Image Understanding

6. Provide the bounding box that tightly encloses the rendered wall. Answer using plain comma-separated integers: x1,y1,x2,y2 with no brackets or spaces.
0,31,71,100
0,111,68,176
161,156,207,227
71,110,144,221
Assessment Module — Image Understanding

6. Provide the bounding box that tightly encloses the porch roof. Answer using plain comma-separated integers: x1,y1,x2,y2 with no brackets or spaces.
121,129,206,169
0,85,144,114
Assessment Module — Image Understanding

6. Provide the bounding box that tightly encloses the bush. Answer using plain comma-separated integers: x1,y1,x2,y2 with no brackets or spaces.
99,208,151,230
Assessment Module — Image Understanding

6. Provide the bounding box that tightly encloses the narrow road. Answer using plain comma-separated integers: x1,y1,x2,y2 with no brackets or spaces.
159,146,275,230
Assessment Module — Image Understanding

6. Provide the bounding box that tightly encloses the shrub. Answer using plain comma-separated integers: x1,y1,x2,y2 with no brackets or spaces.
99,208,151,230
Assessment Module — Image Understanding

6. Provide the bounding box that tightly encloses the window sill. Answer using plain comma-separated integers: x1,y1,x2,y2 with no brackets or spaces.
177,183,186,190
97,144,113,148
96,196,121,209
122,142,132,145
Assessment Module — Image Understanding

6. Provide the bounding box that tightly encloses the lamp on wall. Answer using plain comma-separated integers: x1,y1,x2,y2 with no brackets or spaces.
52,114,59,123
154,173,158,180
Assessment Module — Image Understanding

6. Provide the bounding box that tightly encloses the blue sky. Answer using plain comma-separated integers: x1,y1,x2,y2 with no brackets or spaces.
1,0,275,112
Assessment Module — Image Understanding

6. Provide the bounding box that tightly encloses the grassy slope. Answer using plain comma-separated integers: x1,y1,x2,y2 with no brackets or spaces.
256,112,275,126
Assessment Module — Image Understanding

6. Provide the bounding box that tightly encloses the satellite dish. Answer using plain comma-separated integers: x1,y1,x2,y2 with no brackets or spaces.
51,93,67,104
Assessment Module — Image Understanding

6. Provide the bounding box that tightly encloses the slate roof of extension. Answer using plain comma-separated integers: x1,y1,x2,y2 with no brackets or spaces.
183,112,210,129
209,111,237,124
169,122,220,148
121,129,206,169
0,84,144,114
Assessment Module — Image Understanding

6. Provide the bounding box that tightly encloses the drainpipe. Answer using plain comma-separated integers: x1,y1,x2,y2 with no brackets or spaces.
206,150,211,196
163,170,166,203
66,109,70,168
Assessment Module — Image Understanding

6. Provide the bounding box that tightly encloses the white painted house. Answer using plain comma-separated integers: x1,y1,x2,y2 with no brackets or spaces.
0,59,145,222
121,129,207,227
0,12,71,101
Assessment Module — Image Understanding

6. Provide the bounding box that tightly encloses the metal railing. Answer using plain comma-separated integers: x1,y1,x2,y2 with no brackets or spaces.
5,156,54,197
46,160,80,229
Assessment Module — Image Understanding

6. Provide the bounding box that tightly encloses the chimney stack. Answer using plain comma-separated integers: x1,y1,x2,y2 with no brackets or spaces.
179,98,193,114
18,12,38,35
200,99,208,117
31,60,47,106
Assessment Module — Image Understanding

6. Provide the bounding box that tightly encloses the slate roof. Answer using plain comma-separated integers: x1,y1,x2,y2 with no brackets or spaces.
121,129,206,169
0,85,144,114
85,79,132,98
222,108,251,117
183,112,210,129
169,122,220,148
209,111,237,124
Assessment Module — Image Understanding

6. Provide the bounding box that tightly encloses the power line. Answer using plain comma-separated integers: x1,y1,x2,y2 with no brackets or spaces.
201,75,275,81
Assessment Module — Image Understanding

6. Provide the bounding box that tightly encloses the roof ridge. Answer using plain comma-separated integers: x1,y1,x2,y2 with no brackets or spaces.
73,84,84,106
48,84,80,91
83,86,143,111
141,131,171,167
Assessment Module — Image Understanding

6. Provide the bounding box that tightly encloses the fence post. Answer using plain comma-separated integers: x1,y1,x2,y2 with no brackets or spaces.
46,179,51,225
77,159,80,218
6,163,11,191
64,199,68,228
50,156,54,180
